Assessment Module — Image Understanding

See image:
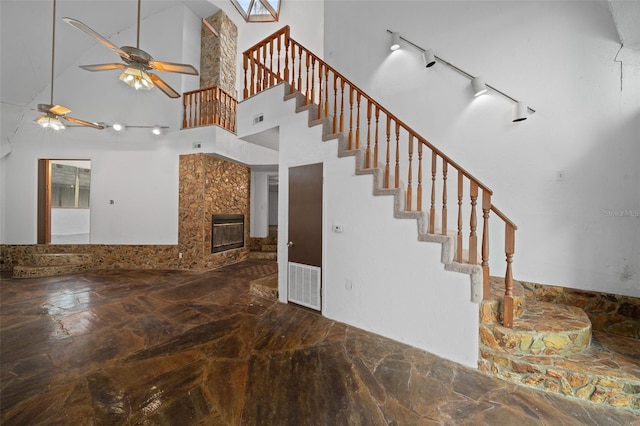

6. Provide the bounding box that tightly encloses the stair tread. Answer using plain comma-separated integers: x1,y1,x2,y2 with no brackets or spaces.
13,263,91,278
32,253,92,266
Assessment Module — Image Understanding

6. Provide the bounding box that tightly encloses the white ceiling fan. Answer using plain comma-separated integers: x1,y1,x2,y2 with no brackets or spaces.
63,0,199,99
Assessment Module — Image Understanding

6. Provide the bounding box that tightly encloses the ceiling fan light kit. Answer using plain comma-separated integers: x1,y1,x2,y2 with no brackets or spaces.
119,67,154,91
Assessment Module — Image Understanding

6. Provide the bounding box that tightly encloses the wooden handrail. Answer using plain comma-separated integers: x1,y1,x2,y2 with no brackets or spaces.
182,85,237,132
243,26,518,327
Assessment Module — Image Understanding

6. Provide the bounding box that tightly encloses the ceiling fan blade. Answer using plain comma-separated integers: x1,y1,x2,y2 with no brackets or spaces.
79,63,127,72
63,17,131,60
149,74,180,98
64,116,105,130
149,61,198,76
49,105,72,116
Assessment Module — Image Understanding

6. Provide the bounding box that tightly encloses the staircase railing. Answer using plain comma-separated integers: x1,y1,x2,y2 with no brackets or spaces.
243,26,517,328
183,85,237,132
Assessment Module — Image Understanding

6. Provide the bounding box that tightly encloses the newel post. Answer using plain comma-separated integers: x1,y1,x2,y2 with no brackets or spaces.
503,224,516,328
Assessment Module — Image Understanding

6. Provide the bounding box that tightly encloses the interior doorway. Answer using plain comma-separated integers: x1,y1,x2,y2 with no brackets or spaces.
287,163,323,311
38,159,91,244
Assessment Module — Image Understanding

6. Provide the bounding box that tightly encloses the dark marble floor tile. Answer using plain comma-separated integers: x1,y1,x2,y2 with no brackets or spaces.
2,262,639,425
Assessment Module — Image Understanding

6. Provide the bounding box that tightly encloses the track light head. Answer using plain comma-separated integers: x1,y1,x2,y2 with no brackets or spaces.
422,49,436,68
513,101,528,122
471,77,487,97
390,32,400,51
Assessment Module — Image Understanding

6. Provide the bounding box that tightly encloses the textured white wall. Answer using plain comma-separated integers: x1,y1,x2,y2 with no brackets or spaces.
242,84,480,367
322,1,640,297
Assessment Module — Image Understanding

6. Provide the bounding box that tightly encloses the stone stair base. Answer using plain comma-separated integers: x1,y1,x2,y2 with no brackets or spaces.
13,253,93,278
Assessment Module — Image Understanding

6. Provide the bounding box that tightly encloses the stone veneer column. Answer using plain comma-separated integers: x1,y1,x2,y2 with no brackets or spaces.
178,153,250,271
201,10,238,97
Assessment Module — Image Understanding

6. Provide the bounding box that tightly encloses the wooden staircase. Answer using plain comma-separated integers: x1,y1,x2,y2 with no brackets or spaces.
273,82,640,413
13,253,93,278
237,26,640,413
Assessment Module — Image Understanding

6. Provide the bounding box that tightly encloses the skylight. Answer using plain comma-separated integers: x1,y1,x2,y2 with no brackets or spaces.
230,0,280,22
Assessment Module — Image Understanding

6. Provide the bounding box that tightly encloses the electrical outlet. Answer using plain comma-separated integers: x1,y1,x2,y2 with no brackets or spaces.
345,279,353,291
178,252,183,259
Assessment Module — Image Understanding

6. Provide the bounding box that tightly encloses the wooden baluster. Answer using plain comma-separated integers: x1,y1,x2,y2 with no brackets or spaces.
365,101,372,169
355,92,361,149
193,92,199,128
250,56,256,97
469,181,478,264
216,87,221,126
283,31,290,84
407,135,413,210
394,121,400,188
348,87,354,149
200,89,206,126
503,225,516,328
317,62,323,120
276,36,281,80
324,67,329,118
310,56,316,105
262,44,268,90
305,53,310,105
297,46,303,95
374,106,380,168
332,75,338,133
339,79,345,133
442,160,448,235
429,152,437,234
417,141,423,211
457,170,463,262
289,43,296,93
482,190,491,300
384,115,391,188
243,54,249,99
182,92,188,128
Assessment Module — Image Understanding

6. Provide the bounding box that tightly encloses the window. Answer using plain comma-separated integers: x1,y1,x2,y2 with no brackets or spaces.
230,0,280,22
51,161,91,209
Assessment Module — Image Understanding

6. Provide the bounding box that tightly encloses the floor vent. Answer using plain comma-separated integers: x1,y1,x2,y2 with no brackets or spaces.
288,262,321,311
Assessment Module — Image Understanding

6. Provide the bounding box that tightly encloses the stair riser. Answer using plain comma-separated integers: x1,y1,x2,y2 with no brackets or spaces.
479,350,640,413
32,253,93,266
480,325,592,356
13,264,91,279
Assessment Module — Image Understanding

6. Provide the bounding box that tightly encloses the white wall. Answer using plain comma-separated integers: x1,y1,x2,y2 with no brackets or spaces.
323,1,640,298
242,83,480,367
250,170,270,237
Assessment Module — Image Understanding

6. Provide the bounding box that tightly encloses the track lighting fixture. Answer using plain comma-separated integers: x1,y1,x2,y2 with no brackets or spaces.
512,101,528,122
112,123,125,131
390,32,400,51
152,125,162,135
471,77,487,97
422,49,436,68
385,29,536,122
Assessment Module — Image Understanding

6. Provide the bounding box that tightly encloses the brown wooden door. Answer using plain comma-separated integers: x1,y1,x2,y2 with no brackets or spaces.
288,163,323,267
37,159,51,244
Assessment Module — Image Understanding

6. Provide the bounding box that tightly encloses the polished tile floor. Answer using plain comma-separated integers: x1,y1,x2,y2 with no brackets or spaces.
1,260,639,425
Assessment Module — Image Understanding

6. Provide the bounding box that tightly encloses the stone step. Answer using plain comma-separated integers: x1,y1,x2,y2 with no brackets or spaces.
13,263,92,279
480,299,592,356
479,331,640,412
261,244,277,252
249,251,277,260
31,253,93,266
480,276,526,324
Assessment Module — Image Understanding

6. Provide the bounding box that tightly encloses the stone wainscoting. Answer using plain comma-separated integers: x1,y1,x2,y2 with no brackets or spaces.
521,282,640,340
1,244,179,271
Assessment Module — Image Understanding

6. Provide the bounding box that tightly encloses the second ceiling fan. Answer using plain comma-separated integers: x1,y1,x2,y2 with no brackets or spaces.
64,0,198,98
